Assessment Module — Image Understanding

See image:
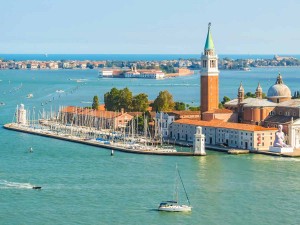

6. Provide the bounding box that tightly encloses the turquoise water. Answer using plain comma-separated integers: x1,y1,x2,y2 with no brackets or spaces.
1,68,300,224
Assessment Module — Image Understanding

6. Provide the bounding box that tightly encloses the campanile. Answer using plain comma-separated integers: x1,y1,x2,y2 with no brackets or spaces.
201,23,219,114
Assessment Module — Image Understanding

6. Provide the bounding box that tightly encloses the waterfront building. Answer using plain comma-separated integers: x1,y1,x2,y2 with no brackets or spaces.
169,119,276,151
59,106,133,130
200,23,219,115
154,111,200,138
124,66,165,79
224,74,297,131
99,69,124,78
27,61,38,69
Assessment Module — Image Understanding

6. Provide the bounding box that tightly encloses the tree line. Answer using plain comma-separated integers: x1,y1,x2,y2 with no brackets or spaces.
91,87,200,112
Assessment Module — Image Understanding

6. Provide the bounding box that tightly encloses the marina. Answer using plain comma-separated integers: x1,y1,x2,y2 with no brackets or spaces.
3,123,200,156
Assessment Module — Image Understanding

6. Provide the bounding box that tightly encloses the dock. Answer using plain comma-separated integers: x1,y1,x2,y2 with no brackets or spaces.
3,123,202,156
254,149,300,158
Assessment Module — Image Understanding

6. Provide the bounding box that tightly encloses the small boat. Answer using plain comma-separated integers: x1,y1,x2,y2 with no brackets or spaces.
29,147,33,153
0,102,5,106
158,165,192,212
56,90,64,93
32,186,42,190
26,93,33,99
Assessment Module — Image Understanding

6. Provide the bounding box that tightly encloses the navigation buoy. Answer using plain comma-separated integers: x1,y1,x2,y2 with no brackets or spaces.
111,150,114,156
29,147,33,153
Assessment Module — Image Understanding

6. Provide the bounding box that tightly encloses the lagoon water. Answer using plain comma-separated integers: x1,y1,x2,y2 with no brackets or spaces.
1,66,300,224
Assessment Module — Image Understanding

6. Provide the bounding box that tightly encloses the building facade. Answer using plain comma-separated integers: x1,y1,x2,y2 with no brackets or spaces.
169,119,277,151
59,106,133,130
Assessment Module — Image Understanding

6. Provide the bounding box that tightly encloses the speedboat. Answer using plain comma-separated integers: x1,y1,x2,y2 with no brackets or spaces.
56,90,64,93
32,186,42,190
26,93,33,98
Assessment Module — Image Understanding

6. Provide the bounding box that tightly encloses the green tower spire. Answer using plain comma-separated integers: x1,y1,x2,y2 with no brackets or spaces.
204,22,215,50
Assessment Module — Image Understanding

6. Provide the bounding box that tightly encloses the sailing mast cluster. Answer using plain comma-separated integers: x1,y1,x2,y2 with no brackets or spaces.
12,104,198,153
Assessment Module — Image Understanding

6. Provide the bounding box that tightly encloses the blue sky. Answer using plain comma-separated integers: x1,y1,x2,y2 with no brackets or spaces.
0,0,299,54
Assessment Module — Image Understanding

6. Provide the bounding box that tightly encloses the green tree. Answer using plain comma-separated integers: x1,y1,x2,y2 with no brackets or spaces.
92,95,99,110
132,93,149,112
160,64,176,74
153,90,175,112
119,87,133,111
174,102,186,111
221,96,231,105
104,87,136,112
189,106,200,111
104,87,121,111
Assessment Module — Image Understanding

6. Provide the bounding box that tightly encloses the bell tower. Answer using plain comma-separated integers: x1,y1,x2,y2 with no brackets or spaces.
201,23,219,115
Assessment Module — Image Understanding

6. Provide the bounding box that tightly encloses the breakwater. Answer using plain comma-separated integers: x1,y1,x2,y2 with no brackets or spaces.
3,123,202,156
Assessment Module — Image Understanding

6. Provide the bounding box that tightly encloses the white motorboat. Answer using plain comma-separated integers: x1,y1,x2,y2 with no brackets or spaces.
56,90,64,93
158,165,192,212
26,93,33,98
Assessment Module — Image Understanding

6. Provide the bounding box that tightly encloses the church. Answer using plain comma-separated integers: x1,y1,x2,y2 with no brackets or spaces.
169,23,300,150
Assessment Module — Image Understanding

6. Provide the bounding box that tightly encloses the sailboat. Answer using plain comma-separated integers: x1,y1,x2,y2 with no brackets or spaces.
158,165,192,212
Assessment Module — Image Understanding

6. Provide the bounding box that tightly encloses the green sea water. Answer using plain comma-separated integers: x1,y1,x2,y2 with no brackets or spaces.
0,68,300,225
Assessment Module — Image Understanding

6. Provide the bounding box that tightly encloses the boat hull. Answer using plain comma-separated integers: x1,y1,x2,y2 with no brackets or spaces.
158,205,192,212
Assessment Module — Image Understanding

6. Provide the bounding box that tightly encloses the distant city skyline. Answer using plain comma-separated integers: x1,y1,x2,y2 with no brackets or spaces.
1,0,299,54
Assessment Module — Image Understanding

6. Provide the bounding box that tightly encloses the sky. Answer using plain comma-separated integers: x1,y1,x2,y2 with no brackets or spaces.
0,0,299,54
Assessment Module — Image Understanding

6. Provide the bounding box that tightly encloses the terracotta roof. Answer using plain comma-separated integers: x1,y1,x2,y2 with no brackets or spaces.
60,106,132,119
203,109,233,114
174,119,277,132
127,112,143,117
98,104,105,111
165,110,200,115
264,115,294,124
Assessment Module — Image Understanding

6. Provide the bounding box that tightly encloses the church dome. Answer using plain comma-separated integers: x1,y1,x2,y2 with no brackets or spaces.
267,74,291,102
267,84,291,97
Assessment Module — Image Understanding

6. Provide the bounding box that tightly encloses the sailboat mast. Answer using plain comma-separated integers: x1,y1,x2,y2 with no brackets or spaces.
177,166,191,206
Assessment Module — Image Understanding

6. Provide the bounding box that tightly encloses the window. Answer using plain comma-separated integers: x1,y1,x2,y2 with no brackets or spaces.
270,142,272,145
262,142,264,146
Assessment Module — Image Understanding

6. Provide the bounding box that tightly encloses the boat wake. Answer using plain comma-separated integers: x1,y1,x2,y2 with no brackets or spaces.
0,180,34,189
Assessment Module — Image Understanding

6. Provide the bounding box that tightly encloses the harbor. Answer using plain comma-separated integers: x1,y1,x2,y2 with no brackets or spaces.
3,122,201,156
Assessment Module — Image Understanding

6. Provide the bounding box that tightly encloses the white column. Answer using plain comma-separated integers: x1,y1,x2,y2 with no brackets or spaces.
193,126,206,155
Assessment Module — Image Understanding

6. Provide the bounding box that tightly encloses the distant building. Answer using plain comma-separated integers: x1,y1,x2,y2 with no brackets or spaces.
59,106,133,130
124,66,165,79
